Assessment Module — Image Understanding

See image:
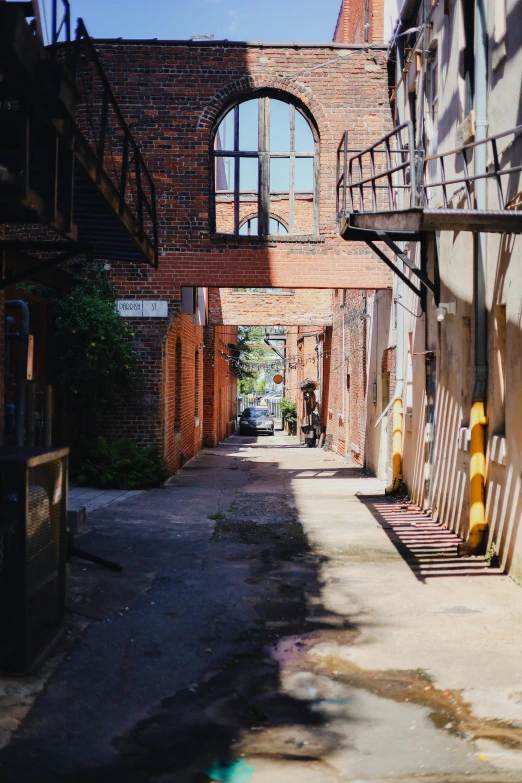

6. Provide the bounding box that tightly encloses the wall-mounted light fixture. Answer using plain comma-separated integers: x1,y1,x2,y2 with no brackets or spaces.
435,301,457,322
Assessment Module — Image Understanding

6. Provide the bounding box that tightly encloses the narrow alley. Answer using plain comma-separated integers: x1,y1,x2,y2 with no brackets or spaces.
2,432,522,782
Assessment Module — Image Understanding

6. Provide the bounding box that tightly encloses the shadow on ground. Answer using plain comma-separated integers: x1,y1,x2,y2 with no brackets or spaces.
0,445,359,783
362,498,504,583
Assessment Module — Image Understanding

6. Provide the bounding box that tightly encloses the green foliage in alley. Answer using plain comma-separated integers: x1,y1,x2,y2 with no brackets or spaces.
237,325,274,394
77,436,169,489
54,268,144,467
280,398,297,423
54,268,142,411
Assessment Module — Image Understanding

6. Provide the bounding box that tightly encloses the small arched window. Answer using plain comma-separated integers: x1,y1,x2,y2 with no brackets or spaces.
239,214,288,236
211,93,318,237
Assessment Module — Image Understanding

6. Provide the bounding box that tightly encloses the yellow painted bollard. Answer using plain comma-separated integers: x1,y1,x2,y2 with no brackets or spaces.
459,399,488,555
385,397,403,495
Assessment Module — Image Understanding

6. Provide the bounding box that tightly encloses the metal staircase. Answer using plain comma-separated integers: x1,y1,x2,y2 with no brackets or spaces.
0,0,158,288
336,122,522,303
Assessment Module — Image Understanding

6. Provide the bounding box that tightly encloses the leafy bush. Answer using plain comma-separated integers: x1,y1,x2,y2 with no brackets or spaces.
280,398,297,423
54,268,142,413
77,437,169,490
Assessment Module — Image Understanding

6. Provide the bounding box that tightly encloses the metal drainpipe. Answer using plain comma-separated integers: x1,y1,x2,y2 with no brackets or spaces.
385,273,404,494
385,38,406,495
6,300,30,447
342,304,346,421
460,0,489,556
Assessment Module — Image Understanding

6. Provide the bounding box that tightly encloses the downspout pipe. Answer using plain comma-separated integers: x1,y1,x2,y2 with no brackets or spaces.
385,272,404,495
459,0,488,556
6,300,30,447
385,40,406,495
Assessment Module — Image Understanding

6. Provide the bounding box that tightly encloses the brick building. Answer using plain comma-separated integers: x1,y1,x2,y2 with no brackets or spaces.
208,288,333,327
78,37,391,466
1,6,394,479
333,0,385,45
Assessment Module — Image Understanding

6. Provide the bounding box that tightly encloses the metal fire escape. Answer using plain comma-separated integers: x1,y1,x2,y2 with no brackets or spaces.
336,122,522,303
0,0,158,288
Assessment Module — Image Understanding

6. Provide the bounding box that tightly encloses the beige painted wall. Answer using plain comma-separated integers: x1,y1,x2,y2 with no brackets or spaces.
369,0,522,578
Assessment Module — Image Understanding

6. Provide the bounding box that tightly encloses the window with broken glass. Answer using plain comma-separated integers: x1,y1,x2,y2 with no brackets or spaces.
211,94,318,236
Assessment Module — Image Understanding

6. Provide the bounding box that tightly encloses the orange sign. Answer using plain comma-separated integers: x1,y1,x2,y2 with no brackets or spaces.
273,374,283,384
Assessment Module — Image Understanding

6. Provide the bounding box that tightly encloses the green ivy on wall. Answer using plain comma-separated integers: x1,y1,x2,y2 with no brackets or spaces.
54,267,142,446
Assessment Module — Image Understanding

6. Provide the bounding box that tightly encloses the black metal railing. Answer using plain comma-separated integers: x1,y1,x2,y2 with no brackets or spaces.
49,2,158,264
75,20,157,248
337,121,522,221
337,122,419,217
423,126,522,211
51,0,71,45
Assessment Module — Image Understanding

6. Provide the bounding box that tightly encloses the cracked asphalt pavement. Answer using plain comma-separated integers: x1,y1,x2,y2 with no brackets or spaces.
2,432,522,782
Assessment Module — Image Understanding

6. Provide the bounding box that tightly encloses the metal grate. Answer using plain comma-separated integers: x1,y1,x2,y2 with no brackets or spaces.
26,463,63,596
0,448,68,673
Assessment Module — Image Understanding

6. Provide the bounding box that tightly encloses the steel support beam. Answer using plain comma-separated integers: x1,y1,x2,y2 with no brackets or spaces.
365,240,423,299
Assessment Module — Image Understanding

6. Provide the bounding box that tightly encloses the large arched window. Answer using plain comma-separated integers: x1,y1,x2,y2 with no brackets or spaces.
211,93,318,237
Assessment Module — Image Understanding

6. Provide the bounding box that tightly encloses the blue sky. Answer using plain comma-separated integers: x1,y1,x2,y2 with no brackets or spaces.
41,0,341,43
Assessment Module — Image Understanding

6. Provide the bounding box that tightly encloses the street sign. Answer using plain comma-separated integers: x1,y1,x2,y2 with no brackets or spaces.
116,300,168,318
273,373,284,384
143,300,168,317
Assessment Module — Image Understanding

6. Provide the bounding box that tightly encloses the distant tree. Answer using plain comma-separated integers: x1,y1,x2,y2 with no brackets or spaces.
237,326,274,394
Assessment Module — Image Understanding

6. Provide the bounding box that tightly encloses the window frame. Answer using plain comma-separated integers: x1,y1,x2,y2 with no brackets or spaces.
209,90,319,238
232,287,295,295
238,213,289,236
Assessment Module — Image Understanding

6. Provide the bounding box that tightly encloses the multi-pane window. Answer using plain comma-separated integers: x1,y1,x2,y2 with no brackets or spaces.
211,94,317,236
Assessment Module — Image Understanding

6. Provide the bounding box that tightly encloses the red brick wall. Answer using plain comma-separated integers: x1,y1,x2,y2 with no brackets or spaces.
323,288,371,463
163,314,204,473
107,299,236,472
296,326,325,434
68,39,393,466
102,314,173,450
333,0,385,44
324,289,349,456
84,40,392,290
203,324,238,447
208,288,333,326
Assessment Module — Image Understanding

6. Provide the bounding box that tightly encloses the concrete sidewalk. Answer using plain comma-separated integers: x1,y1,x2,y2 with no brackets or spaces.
2,432,522,782
69,484,145,514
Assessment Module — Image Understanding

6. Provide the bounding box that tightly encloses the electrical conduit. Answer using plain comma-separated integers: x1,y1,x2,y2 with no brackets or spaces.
386,263,404,495
459,0,489,556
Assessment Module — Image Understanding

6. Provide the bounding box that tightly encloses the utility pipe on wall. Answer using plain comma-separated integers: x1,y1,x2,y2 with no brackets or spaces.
460,0,489,556
5,300,30,447
386,278,404,494
385,42,406,495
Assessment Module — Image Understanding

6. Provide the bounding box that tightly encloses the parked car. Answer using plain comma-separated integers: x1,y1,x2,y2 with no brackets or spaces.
239,407,275,435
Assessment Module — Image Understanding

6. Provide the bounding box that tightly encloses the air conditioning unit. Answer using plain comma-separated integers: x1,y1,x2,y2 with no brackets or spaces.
0,447,69,673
